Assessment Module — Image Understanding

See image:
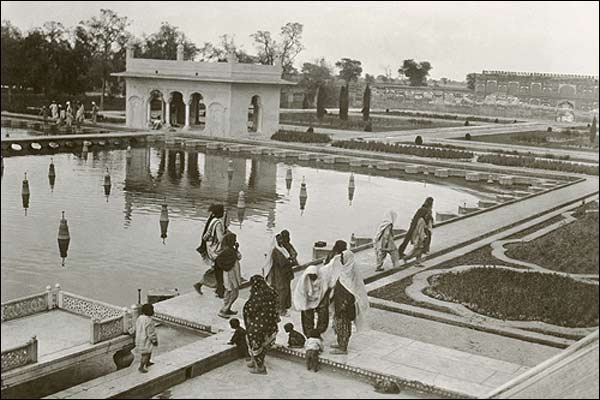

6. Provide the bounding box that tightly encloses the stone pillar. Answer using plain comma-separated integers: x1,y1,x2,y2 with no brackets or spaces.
146,100,152,127
177,43,184,61
184,100,191,130
165,97,171,128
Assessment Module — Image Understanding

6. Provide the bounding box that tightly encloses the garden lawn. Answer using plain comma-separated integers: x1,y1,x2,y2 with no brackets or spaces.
506,211,599,275
279,112,462,132
425,267,599,328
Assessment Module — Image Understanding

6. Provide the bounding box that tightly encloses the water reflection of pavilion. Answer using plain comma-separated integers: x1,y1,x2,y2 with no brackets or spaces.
122,147,279,226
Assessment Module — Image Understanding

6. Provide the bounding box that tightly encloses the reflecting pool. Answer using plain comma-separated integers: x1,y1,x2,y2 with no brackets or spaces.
1,145,483,306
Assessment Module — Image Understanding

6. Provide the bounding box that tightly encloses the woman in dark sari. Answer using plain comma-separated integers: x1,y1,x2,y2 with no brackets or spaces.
331,250,369,355
263,234,295,316
398,197,434,258
243,275,280,375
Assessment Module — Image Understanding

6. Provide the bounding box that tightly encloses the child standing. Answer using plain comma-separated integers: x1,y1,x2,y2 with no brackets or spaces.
284,322,306,348
227,318,250,362
135,303,158,373
305,329,324,372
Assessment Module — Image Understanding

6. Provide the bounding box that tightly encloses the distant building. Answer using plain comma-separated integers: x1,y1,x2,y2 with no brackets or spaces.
113,43,294,137
472,70,599,121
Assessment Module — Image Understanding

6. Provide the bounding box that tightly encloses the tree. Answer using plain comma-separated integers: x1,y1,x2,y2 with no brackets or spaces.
81,9,131,110
466,73,476,91
362,84,371,121
197,34,257,63
591,116,597,143
1,20,24,98
316,83,327,120
335,58,362,85
140,22,198,60
251,22,304,78
365,73,375,85
299,58,332,108
339,85,349,120
398,59,432,86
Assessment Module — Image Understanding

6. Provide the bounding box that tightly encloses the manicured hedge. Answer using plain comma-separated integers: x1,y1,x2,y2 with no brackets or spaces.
376,110,514,124
270,129,331,143
331,140,474,159
425,267,599,328
477,154,599,175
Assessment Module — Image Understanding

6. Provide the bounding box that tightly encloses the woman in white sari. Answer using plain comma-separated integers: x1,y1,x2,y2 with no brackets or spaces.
293,265,331,336
195,204,227,297
331,250,370,354
263,234,295,316
373,210,400,272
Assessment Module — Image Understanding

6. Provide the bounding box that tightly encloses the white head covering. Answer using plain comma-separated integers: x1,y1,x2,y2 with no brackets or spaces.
320,254,344,290
293,265,328,311
374,210,397,243
338,250,370,331
262,235,291,278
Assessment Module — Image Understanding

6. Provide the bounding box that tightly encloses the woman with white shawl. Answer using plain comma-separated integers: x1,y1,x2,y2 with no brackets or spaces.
293,265,331,336
373,210,400,272
330,250,370,354
263,234,295,316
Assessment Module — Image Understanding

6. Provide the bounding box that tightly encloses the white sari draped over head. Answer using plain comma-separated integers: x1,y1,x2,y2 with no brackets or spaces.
292,265,329,311
373,210,397,250
338,250,370,331
262,235,291,280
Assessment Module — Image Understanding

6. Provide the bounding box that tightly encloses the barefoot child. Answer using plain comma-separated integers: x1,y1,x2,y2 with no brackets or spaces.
227,318,250,362
284,322,306,348
135,303,158,373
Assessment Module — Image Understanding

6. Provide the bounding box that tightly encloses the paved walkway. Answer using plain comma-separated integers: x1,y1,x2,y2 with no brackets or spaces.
153,357,428,399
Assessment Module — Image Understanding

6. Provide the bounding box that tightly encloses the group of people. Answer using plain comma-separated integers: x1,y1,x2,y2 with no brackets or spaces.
40,100,99,129
150,197,434,375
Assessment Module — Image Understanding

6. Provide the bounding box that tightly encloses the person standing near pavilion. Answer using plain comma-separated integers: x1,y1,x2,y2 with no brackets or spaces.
244,275,279,375
49,101,59,121
330,250,369,355
39,105,49,130
65,101,74,128
263,234,295,316
76,102,85,130
91,101,99,124
373,210,400,272
398,197,434,258
58,104,66,126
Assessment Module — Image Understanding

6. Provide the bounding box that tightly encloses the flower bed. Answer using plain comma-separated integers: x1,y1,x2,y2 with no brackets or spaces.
373,110,514,124
477,154,599,175
425,267,599,328
270,129,331,143
332,140,474,159
279,112,461,132
506,211,599,275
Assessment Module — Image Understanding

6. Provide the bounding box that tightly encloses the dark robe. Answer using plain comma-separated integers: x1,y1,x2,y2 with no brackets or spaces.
398,207,433,256
267,249,294,311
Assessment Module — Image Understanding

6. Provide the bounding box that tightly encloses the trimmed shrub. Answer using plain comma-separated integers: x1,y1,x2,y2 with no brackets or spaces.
465,133,472,140
478,154,598,175
464,120,470,126
547,127,552,132
271,129,331,144
415,136,423,145
331,140,473,159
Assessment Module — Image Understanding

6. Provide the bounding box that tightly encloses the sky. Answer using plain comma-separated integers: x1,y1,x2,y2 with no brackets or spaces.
1,1,598,81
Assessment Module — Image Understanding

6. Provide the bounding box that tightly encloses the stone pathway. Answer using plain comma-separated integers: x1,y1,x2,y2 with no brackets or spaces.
153,357,429,399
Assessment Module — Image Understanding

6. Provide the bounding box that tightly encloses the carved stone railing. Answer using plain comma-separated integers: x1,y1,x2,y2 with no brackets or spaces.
90,315,127,344
1,293,49,322
1,336,38,372
59,291,123,320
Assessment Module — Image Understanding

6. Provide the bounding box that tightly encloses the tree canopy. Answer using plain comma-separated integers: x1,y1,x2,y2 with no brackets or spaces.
398,59,432,86
250,22,304,78
138,22,198,60
335,58,363,84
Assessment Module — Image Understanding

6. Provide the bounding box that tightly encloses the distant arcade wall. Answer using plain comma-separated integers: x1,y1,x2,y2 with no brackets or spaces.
113,44,294,137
